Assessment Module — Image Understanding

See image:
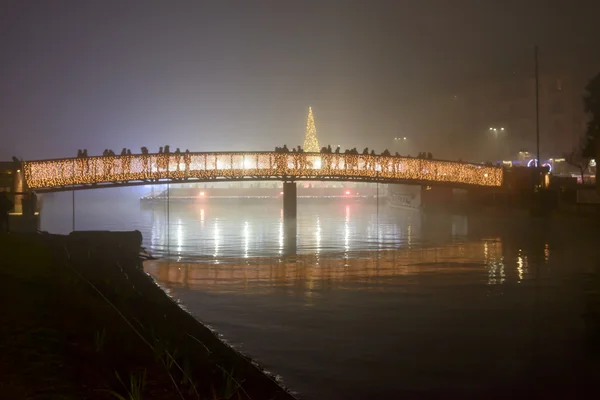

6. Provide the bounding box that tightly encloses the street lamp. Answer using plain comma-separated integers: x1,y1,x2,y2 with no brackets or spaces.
487,127,508,161
488,127,505,137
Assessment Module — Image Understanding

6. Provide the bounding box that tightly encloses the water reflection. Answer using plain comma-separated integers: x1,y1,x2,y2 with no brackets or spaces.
213,220,220,259
143,230,594,399
142,202,430,259
38,189,600,398
243,221,249,258
344,205,350,254
146,239,532,297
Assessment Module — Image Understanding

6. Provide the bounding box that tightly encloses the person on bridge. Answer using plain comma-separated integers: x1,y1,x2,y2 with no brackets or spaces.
0,192,13,234
184,150,191,176
174,148,181,172
122,149,132,179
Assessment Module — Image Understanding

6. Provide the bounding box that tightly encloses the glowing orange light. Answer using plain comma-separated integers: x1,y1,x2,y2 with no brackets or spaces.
200,192,205,196
345,191,350,195
22,151,504,191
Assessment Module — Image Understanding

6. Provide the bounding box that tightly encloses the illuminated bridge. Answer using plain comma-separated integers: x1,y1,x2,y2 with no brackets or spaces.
5,151,504,233
22,151,503,192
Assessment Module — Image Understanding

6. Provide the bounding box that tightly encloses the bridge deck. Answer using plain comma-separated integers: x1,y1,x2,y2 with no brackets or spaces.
23,152,503,191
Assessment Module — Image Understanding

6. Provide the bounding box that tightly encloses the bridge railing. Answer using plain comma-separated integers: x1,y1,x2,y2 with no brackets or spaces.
23,151,503,190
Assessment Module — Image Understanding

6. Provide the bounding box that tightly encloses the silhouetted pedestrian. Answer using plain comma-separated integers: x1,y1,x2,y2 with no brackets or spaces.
141,147,149,173
184,149,191,174
82,149,89,174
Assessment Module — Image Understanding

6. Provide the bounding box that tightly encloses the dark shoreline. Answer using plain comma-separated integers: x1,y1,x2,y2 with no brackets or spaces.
0,232,297,399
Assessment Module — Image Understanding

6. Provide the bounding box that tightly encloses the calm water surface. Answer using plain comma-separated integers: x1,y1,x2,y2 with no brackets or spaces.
41,187,600,399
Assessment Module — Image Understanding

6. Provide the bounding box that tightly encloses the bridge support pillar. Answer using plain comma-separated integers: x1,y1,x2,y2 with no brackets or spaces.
282,182,297,255
7,160,40,233
283,219,297,256
283,181,297,219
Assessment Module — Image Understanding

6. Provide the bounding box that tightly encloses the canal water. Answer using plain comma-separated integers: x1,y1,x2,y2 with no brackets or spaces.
40,186,600,399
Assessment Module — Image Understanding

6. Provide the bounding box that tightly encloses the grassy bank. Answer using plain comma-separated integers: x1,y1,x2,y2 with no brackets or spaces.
0,233,297,400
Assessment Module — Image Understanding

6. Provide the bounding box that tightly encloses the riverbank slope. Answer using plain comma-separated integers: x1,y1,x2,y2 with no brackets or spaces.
0,232,296,399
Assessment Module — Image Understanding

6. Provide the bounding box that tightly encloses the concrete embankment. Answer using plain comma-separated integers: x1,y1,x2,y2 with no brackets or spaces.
0,231,297,400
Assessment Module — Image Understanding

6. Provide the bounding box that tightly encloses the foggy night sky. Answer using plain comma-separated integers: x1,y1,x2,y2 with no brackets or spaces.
1,0,599,160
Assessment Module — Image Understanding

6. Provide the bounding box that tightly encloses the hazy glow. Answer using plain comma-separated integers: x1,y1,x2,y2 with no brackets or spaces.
312,156,322,169
244,156,255,169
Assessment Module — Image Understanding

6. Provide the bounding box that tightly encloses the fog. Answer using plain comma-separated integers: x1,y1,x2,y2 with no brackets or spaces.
1,0,600,161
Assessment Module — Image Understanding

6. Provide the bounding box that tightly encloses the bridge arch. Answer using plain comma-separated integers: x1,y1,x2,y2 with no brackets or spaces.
23,151,503,192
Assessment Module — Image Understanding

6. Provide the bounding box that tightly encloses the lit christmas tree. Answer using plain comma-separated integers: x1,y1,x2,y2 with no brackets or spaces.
303,106,320,152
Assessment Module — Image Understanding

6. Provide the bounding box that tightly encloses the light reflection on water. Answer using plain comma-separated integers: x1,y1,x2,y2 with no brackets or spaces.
145,228,600,399
141,199,432,259
145,241,507,297
39,187,600,398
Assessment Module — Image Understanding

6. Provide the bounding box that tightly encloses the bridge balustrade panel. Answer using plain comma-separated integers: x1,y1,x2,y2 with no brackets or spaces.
23,152,503,190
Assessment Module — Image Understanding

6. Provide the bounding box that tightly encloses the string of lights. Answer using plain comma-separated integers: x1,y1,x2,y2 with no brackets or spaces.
23,151,503,190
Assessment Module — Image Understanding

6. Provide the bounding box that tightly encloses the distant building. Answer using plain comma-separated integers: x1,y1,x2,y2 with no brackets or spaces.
0,161,17,213
0,162,15,193
436,71,588,162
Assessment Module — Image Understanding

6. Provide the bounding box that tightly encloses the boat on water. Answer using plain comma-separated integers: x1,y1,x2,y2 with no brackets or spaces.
387,184,421,210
